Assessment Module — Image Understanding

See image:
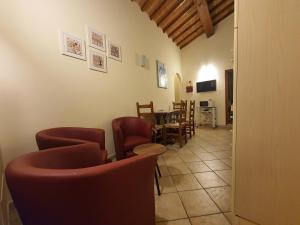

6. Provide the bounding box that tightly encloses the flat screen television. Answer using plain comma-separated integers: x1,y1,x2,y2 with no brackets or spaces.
196,80,216,92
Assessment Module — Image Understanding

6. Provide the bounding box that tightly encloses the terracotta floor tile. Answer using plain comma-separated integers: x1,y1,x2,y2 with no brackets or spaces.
190,214,231,225
179,190,220,217
203,160,231,171
194,172,227,188
155,193,188,221
172,174,202,191
206,186,232,212
185,162,211,173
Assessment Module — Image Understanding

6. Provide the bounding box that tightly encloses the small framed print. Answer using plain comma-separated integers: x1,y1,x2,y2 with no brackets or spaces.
88,49,107,73
86,26,106,52
108,41,122,62
156,60,168,89
59,31,86,60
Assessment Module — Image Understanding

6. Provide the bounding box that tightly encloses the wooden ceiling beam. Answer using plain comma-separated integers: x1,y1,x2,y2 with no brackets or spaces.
151,0,183,24
175,22,203,44
164,6,197,34
142,0,165,16
169,15,200,39
159,0,193,30
208,0,224,11
178,29,203,48
211,0,234,18
212,3,234,25
193,0,214,37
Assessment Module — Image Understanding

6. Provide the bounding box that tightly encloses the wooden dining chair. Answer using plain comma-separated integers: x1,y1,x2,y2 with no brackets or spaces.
136,101,163,143
186,100,196,138
172,100,187,123
163,101,187,148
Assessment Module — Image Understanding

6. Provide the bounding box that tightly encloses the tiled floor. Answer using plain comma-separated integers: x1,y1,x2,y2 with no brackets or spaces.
10,127,233,225
155,127,233,225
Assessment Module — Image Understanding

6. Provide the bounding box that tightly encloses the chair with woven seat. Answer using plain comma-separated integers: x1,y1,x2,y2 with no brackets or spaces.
186,100,196,138
5,143,157,225
136,101,163,143
112,117,152,160
35,127,109,162
164,101,187,148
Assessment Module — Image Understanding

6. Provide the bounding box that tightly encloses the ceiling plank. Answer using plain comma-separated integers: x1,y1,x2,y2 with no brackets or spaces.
194,0,214,37
165,6,197,34
158,0,193,30
151,0,183,24
142,0,165,16
179,29,203,48
211,0,234,18
169,15,200,39
212,3,234,25
175,22,203,44
208,0,224,11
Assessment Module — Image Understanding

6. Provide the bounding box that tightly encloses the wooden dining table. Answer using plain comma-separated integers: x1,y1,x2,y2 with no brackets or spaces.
154,110,180,125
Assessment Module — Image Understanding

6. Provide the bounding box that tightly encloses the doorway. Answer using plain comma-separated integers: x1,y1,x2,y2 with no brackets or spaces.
174,73,182,102
225,69,234,124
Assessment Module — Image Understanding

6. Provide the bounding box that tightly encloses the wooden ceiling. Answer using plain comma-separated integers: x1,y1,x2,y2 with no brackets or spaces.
132,0,234,49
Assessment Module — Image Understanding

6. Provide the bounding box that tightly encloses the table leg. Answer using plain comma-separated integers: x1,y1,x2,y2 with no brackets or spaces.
156,163,162,177
155,170,161,195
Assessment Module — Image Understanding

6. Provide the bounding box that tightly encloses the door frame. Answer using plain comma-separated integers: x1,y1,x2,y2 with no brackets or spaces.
225,69,234,124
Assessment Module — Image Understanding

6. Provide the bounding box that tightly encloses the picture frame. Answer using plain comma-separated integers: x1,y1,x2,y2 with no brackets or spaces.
108,41,122,62
86,26,106,52
88,49,107,73
59,31,86,60
156,60,168,89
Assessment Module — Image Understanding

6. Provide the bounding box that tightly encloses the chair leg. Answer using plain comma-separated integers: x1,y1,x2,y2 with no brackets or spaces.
192,122,195,135
156,163,162,177
155,170,161,195
179,129,183,148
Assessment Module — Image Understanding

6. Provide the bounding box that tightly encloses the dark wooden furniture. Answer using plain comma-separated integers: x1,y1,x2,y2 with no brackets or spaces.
136,101,163,142
134,143,166,196
186,100,196,138
164,102,187,148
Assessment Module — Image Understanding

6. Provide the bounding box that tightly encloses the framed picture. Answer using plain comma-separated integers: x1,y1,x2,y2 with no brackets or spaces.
88,49,107,73
108,41,122,62
59,31,86,60
86,26,106,52
156,60,168,89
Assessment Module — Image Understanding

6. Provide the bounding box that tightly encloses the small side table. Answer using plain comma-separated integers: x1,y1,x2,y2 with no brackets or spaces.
133,143,167,195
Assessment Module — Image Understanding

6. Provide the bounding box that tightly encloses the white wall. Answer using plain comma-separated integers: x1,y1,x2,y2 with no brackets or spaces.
0,0,182,165
181,15,234,125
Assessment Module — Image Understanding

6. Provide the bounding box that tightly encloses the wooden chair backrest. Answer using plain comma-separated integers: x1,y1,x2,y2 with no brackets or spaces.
136,101,155,125
188,100,195,122
172,100,187,123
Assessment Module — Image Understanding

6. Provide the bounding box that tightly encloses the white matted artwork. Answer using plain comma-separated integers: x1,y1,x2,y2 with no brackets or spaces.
86,26,106,52
108,41,122,62
59,31,86,60
88,49,107,73
156,60,168,89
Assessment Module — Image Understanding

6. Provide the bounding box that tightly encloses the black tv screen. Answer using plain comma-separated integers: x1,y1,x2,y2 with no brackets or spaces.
196,80,216,92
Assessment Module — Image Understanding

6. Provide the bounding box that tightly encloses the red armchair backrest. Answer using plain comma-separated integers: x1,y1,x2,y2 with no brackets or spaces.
112,117,152,160
5,144,157,225
36,127,106,150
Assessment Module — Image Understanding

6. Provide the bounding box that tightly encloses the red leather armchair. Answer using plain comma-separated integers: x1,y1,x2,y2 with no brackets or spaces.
6,143,157,225
112,117,152,160
36,127,108,162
